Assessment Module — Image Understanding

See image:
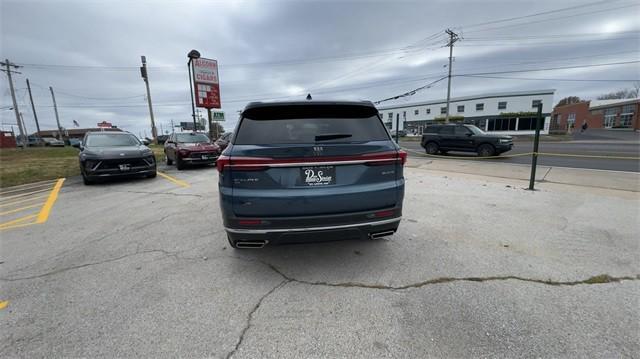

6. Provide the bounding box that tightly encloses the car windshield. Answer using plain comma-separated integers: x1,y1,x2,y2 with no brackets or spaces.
176,133,209,143
85,134,140,147
465,125,486,135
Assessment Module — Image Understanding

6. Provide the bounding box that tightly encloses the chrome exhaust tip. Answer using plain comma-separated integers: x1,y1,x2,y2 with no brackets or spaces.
369,230,395,239
235,240,268,249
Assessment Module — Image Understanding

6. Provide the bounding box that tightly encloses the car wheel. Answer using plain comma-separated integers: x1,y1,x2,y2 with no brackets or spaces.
176,157,185,170
82,173,93,185
165,153,173,165
147,171,157,178
477,144,495,157
440,150,449,155
425,142,439,155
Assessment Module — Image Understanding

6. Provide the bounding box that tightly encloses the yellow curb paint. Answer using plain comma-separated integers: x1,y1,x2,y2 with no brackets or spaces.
537,152,640,160
36,178,65,224
0,214,37,229
157,172,190,188
0,301,8,310
0,203,42,216
0,194,48,208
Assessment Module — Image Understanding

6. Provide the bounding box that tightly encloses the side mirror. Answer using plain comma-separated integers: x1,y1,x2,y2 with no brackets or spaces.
466,132,473,137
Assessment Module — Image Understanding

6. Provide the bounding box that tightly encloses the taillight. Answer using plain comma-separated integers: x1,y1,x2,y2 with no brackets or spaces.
238,219,262,226
216,155,230,172
398,150,407,166
374,210,395,218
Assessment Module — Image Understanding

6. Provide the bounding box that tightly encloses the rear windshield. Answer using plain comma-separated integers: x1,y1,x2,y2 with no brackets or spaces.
234,116,390,145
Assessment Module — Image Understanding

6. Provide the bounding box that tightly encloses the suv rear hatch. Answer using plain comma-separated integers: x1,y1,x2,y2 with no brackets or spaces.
220,102,405,217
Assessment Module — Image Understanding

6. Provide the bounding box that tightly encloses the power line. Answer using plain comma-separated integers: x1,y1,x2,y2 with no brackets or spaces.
374,76,448,104
457,75,640,82
457,60,640,76
459,0,619,29
461,3,638,34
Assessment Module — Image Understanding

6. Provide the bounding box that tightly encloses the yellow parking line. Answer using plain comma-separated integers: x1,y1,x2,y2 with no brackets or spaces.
0,203,42,216
0,301,8,310
36,178,65,224
0,182,56,196
157,171,190,188
0,214,37,229
0,194,48,208
0,187,53,202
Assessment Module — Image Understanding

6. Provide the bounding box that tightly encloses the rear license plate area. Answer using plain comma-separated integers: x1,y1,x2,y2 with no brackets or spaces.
300,166,336,186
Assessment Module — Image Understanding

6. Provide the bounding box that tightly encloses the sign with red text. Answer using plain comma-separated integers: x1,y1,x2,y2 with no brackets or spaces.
192,58,221,109
97,121,113,128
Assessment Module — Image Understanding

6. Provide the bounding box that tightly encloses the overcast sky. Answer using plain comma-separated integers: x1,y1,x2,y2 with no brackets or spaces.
1,0,639,137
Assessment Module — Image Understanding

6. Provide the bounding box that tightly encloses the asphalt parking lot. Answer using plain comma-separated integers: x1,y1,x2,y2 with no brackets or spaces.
1,161,638,358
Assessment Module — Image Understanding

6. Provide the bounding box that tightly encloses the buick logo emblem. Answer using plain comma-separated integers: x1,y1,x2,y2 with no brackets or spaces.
313,146,323,154
119,153,125,156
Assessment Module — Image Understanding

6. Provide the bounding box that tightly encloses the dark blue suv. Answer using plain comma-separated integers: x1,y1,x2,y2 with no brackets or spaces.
217,101,406,248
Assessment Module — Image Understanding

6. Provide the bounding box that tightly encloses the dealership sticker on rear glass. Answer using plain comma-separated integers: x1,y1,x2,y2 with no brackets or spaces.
301,166,336,186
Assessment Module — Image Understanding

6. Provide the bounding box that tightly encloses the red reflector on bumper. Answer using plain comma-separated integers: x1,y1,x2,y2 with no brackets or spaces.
238,219,262,226
374,210,395,218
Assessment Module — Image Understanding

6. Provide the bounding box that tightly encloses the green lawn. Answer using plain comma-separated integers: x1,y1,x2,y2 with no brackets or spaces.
0,147,81,188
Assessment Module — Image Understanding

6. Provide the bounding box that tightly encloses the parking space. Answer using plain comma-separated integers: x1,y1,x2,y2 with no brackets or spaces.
0,165,638,357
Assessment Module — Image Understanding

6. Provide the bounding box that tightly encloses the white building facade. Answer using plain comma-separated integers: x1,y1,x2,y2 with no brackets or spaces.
378,89,555,135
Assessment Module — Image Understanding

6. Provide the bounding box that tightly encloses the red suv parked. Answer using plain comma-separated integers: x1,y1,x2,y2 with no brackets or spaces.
164,132,220,170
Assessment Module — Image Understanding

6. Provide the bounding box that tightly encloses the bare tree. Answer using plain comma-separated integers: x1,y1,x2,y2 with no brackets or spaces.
556,96,583,107
597,86,639,100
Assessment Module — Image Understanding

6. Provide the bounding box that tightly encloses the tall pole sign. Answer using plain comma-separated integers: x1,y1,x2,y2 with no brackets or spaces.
192,58,221,109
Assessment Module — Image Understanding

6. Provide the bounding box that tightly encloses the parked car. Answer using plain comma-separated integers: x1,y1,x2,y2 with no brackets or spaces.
74,131,156,185
27,136,44,146
214,132,233,152
42,137,65,147
164,132,220,170
67,138,81,147
421,124,513,157
218,100,406,249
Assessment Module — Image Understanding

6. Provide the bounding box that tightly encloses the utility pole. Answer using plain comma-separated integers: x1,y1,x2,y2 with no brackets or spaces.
49,86,63,140
18,112,28,144
207,109,214,140
140,56,158,144
1,59,26,148
444,29,459,123
26,79,42,143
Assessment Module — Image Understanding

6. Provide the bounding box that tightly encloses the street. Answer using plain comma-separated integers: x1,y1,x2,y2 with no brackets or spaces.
401,130,640,172
1,163,638,358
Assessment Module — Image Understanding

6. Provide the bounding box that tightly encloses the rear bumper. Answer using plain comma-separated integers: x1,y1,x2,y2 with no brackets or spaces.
225,209,402,245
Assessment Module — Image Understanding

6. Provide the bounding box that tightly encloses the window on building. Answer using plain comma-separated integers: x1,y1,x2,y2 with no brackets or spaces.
476,103,484,111
603,108,616,128
440,107,447,114
567,113,576,128
403,111,406,119
498,101,507,110
388,113,393,120
622,104,635,114
487,117,519,131
517,117,539,131
426,108,431,114
457,105,464,113
414,109,419,115
619,104,635,128
532,99,542,108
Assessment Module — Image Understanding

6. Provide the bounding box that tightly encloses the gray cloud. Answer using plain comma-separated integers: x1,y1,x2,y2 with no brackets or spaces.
2,0,639,136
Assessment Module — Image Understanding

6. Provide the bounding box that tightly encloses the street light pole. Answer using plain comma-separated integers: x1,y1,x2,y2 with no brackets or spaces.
187,49,201,132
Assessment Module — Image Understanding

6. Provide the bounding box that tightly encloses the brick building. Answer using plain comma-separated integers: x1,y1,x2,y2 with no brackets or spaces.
551,98,639,132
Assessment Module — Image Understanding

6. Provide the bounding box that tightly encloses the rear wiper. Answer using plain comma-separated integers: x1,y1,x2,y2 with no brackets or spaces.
315,133,353,141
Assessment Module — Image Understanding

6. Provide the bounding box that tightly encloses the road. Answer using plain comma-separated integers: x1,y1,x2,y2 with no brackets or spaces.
1,165,638,357
401,133,640,172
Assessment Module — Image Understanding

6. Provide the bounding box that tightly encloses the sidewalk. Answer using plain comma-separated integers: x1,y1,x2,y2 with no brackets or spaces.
406,157,640,192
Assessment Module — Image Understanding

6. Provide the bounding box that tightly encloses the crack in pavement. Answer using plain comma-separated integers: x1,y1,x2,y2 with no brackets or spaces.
259,261,640,290
111,190,205,198
224,280,290,359
0,248,184,282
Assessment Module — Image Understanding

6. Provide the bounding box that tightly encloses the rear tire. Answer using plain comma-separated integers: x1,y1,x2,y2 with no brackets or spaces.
425,142,439,155
477,144,495,157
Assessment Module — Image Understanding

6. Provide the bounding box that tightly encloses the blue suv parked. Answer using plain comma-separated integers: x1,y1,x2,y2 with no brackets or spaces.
217,100,406,248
